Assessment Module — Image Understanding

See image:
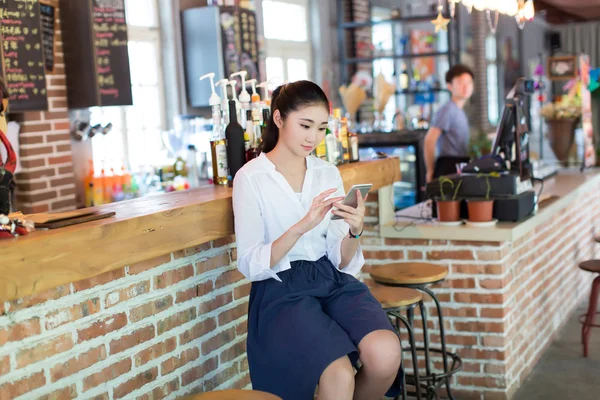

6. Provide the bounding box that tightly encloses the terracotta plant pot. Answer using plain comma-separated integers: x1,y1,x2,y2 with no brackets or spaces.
437,200,461,222
467,200,494,222
546,118,578,166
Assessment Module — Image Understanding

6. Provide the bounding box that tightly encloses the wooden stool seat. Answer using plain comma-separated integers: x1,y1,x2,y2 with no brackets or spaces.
580,260,600,273
370,263,448,285
370,285,422,309
180,390,282,400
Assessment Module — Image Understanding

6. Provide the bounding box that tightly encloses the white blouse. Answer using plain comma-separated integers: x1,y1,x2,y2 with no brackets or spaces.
232,153,364,282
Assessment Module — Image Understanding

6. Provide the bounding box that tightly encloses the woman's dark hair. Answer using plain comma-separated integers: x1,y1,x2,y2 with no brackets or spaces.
260,80,329,153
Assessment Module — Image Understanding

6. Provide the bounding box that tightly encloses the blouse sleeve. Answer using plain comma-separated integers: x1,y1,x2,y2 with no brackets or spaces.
232,171,286,282
325,170,365,276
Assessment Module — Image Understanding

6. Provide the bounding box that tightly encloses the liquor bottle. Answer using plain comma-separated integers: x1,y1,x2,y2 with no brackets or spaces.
244,109,253,153
399,62,409,91
348,129,360,163
225,99,246,182
339,116,350,163
246,109,262,161
203,73,229,186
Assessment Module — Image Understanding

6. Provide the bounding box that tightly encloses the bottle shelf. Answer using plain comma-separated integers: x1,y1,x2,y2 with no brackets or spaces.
343,51,453,64
341,14,451,29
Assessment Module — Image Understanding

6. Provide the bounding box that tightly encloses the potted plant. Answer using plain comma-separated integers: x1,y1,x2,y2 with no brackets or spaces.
437,176,462,222
540,100,581,166
466,173,497,223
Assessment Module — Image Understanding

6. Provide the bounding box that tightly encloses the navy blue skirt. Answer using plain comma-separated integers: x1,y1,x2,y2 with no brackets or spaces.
246,256,402,400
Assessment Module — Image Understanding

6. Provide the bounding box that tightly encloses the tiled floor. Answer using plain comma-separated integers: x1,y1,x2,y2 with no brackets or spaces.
513,305,600,400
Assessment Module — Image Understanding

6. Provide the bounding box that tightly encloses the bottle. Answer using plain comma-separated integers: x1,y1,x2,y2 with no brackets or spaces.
348,129,359,163
225,99,246,183
186,144,200,188
315,138,327,160
203,73,229,186
336,111,350,163
216,78,230,125
231,71,250,125
399,62,409,91
228,80,242,125
244,109,253,154
261,108,270,137
246,108,261,162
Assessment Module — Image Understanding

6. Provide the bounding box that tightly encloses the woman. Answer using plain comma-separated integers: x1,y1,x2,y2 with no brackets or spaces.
232,80,402,400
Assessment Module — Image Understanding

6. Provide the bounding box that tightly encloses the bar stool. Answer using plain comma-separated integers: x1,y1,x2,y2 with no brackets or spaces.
579,260,600,357
370,285,424,400
370,263,462,400
180,390,281,400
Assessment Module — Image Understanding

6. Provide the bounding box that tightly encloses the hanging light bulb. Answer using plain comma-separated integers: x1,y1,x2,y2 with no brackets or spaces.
523,0,535,20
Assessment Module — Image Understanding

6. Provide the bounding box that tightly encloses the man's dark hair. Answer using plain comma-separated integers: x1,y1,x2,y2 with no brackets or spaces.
445,64,474,84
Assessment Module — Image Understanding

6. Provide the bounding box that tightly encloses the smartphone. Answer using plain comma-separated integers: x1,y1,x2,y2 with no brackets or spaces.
331,184,372,220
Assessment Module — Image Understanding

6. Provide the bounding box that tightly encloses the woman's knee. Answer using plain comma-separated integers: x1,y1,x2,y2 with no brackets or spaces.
320,355,355,389
358,330,402,376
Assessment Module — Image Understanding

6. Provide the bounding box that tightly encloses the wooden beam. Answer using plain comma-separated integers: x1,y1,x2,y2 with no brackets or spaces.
0,157,401,302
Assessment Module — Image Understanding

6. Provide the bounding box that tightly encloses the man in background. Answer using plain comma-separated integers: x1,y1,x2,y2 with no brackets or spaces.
424,64,474,182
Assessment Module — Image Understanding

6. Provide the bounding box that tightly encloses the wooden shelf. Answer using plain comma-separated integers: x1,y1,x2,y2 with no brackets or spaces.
344,51,453,64
341,14,451,29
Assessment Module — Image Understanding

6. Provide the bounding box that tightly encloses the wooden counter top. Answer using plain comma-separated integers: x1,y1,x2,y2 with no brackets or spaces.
0,157,400,302
380,168,600,242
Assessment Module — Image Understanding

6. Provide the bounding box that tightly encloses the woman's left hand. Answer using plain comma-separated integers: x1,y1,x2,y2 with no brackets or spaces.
332,190,368,235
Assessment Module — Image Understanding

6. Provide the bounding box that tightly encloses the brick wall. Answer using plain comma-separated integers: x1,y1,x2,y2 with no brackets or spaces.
361,188,600,399
0,237,248,399
9,4,76,215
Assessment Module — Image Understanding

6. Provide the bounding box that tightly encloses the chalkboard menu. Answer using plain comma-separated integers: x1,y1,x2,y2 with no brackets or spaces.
0,0,49,112
39,0,55,73
59,0,132,108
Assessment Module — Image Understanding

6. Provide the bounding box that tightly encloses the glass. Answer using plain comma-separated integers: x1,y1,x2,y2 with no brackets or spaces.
287,58,308,82
487,64,499,125
125,0,158,28
266,57,284,82
262,1,307,42
128,41,159,86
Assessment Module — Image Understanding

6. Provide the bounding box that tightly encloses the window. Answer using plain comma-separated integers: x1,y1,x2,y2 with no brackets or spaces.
262,0,311,83
91,0,166,174
485,35,499,126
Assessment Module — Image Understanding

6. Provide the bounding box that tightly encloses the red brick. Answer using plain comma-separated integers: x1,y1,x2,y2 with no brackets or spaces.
407,250,424,260
130,296,173,322
220,340,246,364
431,307,478,318
485,363,508,375
236,320,248,336
20,135,45,145
240,357,249,372
48,155,73,165
458,348,506,361
213,235,235,248
454,293,504,304
230,248,238,262
56,144,72,153
446,278,476,289
46,133,70,142
431,334,478,346
20,123,51,134
384,238,429,246
182,357,218,386
45,298,101,330
158,308,197,335
51,199,76,211
110,325,155,355
218,303,247,326
154,264,194,289
234,282,251,300
50,177,75,187
16,190,57,203
51,345,107,382
453,264,504,275
458,375,506,389
20,145,54,158
136,378,179,400
134,337,177,367
0,355,10,376
59,187,77,196
480,307,508,319
203,363,239,392
477,250,506,261
199,292,232,314
202,326,236,355
180,318,217,345
78,313,128,343
449,240,504,247
479,278,507,289
172,242,211,259
10,285,71,312
362,250,404,260
83,359,132,391
0,371,46,399
38,385,77,400
128,254,172,275
58,165,73,175
426,250,474,260
17,333,74,368
15,168,56,181
197,252,231,274
0,318,41,346
74,269,125,292
455,321,504,334
105,281,151,308
232,373,252,389
215,269,244,289
176,286,198,304
113,367,158,399
161,347,200,375
482,335,506,348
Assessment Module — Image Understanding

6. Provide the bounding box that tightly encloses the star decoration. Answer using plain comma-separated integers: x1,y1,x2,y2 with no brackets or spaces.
431,12,450,32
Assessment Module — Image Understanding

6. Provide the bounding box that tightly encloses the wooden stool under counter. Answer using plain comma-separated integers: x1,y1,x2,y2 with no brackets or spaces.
370,263,461,400
179,390,281,400
579,260,600,357
370,285,423,400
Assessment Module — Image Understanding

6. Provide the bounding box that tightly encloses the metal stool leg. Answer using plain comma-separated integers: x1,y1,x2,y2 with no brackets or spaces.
421,286,455,400
583,275,600,357
419,300,432,379
391,310,422,400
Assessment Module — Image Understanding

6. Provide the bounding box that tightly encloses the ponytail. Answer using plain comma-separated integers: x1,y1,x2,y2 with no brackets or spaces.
259,80,329,153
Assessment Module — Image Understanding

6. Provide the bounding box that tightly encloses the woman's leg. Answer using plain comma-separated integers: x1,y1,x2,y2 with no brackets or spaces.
353,330,401,400
317,355,355,400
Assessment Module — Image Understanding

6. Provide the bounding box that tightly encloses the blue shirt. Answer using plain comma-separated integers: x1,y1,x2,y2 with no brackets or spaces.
431,100,470,158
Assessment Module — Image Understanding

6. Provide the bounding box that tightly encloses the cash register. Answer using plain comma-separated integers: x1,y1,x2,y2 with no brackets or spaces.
427,78,537,222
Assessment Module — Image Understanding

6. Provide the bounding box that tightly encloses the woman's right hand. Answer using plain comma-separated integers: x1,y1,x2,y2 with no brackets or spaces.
295,188,344,235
